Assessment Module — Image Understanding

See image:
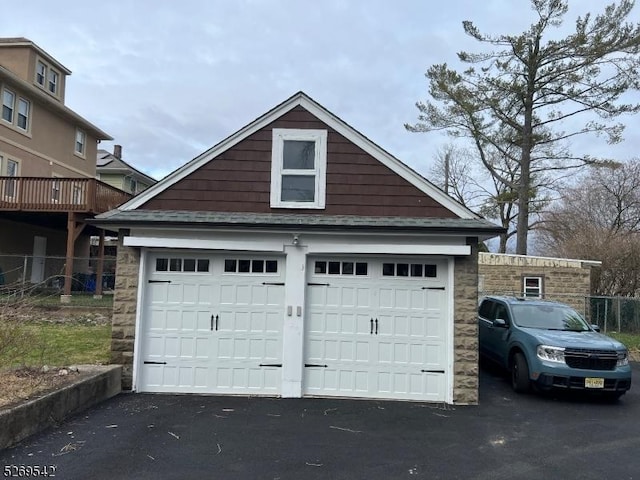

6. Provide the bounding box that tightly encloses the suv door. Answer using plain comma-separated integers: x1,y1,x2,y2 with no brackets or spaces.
479,299,511,365
478,299,497,360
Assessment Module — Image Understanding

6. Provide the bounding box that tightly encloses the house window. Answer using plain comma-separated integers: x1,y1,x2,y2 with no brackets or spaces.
523,276,543,298
270,128,327,209
4,159,18,198
48,69,59,94
2,89,15,123
75,129,86,156
127,177,138,194
36,61,46,86
17,98,29,130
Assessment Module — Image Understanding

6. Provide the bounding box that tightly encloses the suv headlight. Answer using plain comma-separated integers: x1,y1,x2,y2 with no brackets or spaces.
537,345,566,364
617,350,629,367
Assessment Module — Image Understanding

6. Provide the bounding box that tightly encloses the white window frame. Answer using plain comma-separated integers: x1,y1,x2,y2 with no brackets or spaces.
16,98,30,131
523,276,543,298
48,69,59,95
2,88,15,124
75,128,86,157
270,128,327,209
36,61,47,86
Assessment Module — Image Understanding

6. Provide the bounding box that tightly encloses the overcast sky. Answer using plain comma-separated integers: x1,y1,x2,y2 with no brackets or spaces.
2,0,638,180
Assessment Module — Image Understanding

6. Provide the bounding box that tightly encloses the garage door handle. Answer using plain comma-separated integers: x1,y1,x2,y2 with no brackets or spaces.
144,361,167,365
148,280,171,284
259,363,282,367
421,369,445,374
370,318,373,334
305,364,328,368
422,286,445,290
375,318,378,335
210,314,219,331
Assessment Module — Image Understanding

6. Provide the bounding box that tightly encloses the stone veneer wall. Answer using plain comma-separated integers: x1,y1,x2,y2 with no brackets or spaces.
453,240,479,405
110,232,140,389
478,253,594,316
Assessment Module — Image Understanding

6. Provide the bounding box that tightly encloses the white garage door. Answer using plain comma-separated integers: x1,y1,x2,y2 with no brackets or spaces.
138,253,285,394
304,257,449,402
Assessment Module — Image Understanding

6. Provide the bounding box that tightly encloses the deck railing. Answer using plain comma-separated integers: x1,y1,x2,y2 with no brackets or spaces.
0,177,132,214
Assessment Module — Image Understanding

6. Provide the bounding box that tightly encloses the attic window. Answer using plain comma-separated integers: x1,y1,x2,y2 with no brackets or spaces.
270,128,327,209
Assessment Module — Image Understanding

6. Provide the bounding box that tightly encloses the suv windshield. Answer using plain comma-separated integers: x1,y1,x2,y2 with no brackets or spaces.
510,303,590,331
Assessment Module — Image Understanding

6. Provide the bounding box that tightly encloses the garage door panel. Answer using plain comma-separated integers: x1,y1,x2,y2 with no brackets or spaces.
139,254,285,395
304,257,449,402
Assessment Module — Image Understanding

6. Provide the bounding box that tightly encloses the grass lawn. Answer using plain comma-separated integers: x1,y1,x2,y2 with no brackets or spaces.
608,332,640,353
0,321,111,369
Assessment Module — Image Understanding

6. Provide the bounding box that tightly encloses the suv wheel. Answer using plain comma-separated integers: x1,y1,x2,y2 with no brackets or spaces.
511,352,531,393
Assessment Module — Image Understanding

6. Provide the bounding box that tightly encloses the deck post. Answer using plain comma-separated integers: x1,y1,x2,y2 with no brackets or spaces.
62,212,76,302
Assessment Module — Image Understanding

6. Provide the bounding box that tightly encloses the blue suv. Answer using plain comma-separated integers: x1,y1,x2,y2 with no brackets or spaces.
478,296,632,399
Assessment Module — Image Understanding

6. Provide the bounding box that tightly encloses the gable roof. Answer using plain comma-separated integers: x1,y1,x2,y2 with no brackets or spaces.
97,149,157,185
118,91,479,219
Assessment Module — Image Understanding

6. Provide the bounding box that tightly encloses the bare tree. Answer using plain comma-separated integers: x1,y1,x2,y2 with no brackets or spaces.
538,160,640,295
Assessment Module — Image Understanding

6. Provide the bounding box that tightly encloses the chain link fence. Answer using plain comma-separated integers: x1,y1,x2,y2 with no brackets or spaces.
0,254,116,295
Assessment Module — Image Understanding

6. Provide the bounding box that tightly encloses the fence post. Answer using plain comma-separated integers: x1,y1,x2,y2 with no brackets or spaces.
617,297,621,333
604,300,608,334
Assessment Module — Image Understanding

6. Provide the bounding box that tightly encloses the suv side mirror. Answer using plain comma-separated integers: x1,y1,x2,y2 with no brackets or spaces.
591,324,601,332
493,318,508,328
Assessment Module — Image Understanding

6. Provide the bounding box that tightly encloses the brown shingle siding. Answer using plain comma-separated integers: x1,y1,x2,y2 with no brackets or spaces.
141,106,456,218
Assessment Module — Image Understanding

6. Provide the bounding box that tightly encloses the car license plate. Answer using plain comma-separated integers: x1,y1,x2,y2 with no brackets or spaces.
585,377,605,389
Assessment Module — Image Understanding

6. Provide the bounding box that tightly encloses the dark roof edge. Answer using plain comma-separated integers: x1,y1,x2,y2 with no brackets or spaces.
88,217,506,236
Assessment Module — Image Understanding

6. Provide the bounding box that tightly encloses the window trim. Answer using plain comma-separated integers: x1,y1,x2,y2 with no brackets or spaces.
48,69,59,95
2,88,15,124
36,61,47,86
270,128,327,209
522,275,543,299
74,128,86,158
16,97,30,131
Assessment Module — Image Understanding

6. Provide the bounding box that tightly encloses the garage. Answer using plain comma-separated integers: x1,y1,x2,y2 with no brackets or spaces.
138,252,286,394
303,257,450,402
97,92,504,404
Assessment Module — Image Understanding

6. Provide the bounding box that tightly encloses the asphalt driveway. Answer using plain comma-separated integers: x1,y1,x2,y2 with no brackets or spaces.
1,364,639,480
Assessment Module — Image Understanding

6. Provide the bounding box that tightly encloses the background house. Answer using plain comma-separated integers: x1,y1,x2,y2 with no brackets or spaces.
95,92,503,404
97,145,157,195
0,37,130,295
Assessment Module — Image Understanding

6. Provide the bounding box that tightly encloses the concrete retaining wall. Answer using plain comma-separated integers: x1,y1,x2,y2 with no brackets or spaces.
0,365,122,450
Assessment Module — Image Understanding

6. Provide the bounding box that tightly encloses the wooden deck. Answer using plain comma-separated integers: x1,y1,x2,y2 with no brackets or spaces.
0,177,131,214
